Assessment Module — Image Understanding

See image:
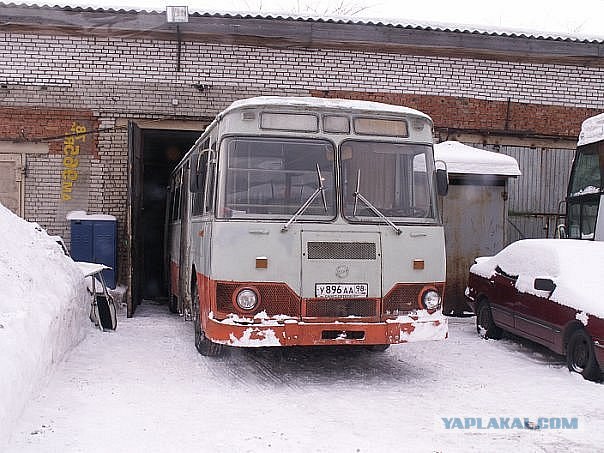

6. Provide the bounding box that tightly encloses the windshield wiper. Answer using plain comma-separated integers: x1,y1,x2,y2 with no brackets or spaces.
352,170,402,235
281,164,328,232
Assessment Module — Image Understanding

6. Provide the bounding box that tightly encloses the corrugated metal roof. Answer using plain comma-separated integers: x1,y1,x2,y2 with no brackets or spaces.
2,1,603,44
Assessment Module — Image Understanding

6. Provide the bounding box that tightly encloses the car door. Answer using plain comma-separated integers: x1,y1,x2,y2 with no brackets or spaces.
514,286,555,345
488,266,516,328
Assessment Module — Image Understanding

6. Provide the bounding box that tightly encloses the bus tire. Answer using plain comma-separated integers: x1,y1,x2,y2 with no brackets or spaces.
566,329,602,382
168,295,178,314
476,300,503,340
192,280,225,357
167,273,178,314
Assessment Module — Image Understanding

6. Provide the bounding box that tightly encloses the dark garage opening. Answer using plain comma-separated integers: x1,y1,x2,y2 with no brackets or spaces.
139,129,199,302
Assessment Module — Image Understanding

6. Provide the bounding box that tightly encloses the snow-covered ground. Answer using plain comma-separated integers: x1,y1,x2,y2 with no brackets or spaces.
6,303,603,452
1,203,602,452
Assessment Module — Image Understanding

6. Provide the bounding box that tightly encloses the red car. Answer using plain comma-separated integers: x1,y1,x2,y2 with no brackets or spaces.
466,239,604,382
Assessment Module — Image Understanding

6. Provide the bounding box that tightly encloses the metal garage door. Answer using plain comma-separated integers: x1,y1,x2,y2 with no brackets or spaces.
468,144,575,243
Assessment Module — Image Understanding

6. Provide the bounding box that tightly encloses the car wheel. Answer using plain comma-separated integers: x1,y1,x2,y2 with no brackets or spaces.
192,280,225,357
566,329,602,382
476,301,503,340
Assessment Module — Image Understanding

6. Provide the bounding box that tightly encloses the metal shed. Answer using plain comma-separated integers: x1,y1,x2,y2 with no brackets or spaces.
436,141,521,315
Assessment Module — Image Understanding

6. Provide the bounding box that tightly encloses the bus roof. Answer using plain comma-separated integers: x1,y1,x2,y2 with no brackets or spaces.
578,112,604,146
222,96,432,122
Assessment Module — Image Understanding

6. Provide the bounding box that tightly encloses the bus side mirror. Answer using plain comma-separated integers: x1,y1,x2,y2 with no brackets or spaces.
435,168,449,196
434,159,449,196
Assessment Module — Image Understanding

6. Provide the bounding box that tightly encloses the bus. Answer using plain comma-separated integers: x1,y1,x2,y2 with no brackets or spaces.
565,112,604,240
165,97,449,356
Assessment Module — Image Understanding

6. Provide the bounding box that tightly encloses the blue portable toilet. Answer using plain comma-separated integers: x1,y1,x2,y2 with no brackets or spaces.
68,211,117,289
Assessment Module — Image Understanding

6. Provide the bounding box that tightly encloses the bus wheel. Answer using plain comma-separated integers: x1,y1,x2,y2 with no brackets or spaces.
167,277,178,314
476,301,502,340
566,329,602,382
192,281,225,357
168,295,178,314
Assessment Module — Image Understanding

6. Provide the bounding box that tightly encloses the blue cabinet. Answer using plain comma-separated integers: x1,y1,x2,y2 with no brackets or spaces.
71,218,117,289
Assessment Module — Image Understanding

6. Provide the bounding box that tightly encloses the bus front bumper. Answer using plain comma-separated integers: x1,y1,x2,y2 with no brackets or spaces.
204,312,448,347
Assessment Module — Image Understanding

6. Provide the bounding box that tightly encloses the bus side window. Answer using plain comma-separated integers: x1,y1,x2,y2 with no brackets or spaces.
204,134,218,214
191,151,209,216
172,170,181,221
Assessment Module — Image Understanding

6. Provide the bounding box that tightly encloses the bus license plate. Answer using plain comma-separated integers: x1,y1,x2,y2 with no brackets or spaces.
315,283,368,298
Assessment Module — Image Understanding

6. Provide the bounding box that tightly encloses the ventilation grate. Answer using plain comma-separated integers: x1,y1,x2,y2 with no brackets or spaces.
307,242,376,260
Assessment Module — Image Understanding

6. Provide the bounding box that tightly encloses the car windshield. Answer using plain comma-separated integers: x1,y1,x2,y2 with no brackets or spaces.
222,137,336,220
341,141,437,223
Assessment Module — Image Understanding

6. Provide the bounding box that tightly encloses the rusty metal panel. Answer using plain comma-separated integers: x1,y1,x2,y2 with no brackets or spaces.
467,143,575,242
442,182,507,314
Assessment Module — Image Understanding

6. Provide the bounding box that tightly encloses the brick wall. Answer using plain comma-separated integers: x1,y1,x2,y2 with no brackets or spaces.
1,28,603,286
312,91,602,138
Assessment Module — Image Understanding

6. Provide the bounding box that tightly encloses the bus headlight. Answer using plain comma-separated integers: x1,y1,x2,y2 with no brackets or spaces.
236,289,258,311
422,290,441,310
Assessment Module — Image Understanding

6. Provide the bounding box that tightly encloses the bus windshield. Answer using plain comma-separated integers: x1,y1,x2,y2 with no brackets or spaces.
223,137,336,219
341,141,437,223
566,142,604,239
568,143,604,196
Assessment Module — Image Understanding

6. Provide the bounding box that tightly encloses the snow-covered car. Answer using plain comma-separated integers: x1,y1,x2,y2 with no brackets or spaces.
465,239,604,382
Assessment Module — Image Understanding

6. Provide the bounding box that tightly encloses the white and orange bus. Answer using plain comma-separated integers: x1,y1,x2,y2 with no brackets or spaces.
166,97,449,356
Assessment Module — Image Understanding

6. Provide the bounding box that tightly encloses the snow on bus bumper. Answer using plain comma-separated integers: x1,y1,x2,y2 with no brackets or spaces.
205,311,448,347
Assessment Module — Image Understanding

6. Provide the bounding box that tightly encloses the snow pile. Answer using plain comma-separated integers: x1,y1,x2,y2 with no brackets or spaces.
434,141,521,176
470,239,604,318
0,203,89,448
578,112,604,146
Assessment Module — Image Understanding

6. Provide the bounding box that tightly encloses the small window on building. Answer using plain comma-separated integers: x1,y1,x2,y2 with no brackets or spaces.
353,117,408,137
323,115,350,133
260,112,319,132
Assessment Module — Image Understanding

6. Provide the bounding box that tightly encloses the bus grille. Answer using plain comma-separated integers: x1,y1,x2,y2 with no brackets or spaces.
307,242,377,260
304,298,378,318
383,283,445,314
215,282,300,317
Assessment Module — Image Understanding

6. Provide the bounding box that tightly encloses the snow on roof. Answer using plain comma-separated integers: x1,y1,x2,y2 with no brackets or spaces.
4,2,604,43
470,239,604,318
66,210,116,221
434,141,521,176
578,112,604,146
223,96,432,120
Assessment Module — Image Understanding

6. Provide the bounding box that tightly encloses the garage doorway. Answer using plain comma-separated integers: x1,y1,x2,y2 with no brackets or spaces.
129,125,200,316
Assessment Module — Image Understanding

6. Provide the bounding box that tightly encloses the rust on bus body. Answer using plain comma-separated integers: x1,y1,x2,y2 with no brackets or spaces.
191,270,447,347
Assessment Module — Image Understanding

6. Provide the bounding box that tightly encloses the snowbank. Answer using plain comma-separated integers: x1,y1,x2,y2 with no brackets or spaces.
470,239,604,318
0,203,89,448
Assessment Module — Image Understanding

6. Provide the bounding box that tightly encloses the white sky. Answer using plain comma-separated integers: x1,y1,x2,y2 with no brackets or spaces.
28,0,604,40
